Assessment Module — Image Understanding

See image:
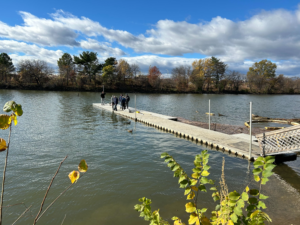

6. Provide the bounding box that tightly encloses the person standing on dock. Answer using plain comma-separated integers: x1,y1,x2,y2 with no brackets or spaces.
119,94,123,109
126,94,130,109
113,96,118,111
122,96,126,110
101,91,106,105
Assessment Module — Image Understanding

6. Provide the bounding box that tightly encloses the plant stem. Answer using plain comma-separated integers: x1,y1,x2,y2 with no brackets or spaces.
12,205,32,225
35,174,85,223
33,155,68,225
0,123,12,225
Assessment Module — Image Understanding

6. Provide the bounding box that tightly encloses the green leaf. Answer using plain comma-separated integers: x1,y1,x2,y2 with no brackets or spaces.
248,197,258,204
246,204,256,212
172,164,180,171
200,208,207,213
160,152,169,158
199,184,207,192
190,179,197,186
256,156,265,162
200,177,209,184
178,175,186,183
252,168,262,175
265,156,275,164
229,200,237,206
167,161,176,167
230,213,238,223
171,216,179,221
14,104,23,116
184,187,191,195
165,157,173,162
179,180,189,188
237,199,245,208
201,170,210,176
215,204,220,211
259,194,269,200
262,170,273,178
3,101,15,112
257,201,267,209
192,168,201,173
264,163,276,171
203,165,211,171
261,177,269,185
254,175,260,182
249,189,259,196
78,159,88,172
242,192,249,201
228,191,240,200
253,160,264,168
210,187,217,191
234,206,243,216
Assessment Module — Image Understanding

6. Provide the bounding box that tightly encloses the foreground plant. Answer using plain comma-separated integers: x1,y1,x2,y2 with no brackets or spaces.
0,101,88,224
135,150,275,225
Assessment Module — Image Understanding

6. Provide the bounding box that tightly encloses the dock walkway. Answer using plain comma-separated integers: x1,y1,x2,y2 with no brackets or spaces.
93,103,260,160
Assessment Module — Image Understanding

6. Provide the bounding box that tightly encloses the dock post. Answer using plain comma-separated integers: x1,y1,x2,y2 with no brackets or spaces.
135,95,137,121
249,102,252,160
209,99,211,130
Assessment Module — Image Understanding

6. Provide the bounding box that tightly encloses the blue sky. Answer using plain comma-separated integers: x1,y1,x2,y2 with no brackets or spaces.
1,0,300,76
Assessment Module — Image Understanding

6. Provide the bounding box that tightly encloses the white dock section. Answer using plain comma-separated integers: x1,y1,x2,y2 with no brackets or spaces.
93,103,260,160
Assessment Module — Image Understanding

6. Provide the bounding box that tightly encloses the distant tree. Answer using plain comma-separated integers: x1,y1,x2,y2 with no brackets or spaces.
0,53,15,83
73,51,103,83
211,56,227,90
116,59,132,84
171,66,191,91
190,59,213,91
57,53,74,86
103,57,117,68
131,64,140,78
148,66,161,88
226,70,244,92
247,59,277,92
18,60,52,86
102,65,115,85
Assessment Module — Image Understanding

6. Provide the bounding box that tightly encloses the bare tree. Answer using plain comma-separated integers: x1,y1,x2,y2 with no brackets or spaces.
172,66,191,91
227,70,244,92
131,64,140,78
18,60,53,86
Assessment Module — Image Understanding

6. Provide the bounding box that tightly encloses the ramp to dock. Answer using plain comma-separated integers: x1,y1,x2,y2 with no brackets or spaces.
93,103,260,160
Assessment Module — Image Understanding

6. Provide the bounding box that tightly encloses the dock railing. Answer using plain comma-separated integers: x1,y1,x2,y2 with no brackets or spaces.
256,124,300,156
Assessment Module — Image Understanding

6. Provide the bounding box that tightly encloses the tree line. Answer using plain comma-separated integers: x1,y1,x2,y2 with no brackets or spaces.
0,52,299,93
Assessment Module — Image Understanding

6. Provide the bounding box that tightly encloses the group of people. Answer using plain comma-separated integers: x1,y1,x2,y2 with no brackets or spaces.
111,94,130,111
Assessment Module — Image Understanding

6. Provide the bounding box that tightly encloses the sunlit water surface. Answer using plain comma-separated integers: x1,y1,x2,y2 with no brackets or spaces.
0,90,299,224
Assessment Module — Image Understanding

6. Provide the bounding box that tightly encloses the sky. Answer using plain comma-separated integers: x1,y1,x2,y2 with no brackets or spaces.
1,0,300,76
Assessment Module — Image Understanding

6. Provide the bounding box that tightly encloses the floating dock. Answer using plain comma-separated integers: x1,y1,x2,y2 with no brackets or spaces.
93,103,261,160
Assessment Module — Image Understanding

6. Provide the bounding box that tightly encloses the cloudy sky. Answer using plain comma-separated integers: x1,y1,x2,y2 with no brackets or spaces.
1,0,300,76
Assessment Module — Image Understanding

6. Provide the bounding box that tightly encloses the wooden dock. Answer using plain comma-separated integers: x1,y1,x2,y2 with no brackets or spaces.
93,103,261,160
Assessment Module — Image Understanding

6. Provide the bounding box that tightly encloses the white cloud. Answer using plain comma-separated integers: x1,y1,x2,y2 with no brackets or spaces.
80,39,125,57
0,40,63,66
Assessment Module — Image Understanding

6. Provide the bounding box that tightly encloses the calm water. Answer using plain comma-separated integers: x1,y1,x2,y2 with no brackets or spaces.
0,90,299,224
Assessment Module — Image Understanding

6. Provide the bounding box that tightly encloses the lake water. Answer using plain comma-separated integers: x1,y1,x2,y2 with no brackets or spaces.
0,90,299,224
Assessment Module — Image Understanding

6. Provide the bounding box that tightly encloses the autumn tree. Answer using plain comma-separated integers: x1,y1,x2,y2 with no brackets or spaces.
190,59,213,91
57,53,74,86
116,59,132,84
73,51,103,84
148,66,161,88
0,53,15,83
171,66,191,91
102,57,118,85
18,60,52,86
246,59,277,93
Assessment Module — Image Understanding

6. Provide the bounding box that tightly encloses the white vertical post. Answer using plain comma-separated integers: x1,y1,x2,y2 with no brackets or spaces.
135,95,137,121
209,99,211,130
249,102,252,160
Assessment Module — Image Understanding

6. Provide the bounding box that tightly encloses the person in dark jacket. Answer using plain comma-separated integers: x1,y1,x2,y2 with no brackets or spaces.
113,96,118,111
119,94,123,109
121,96,126,110
125,94,130,109
101,91,106,105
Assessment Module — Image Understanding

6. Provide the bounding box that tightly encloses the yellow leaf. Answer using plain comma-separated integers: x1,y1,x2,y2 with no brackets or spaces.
174,219,184,225
228,220,234,225
78,159,88,172
185,202,196,213
200,216,211,225
187,191,195,200
191,186,198,191
68,171,80,183
0,115,11,130
245,186,250,192
0,138,7,152
192,173,200,179
190,179,197,186
188,213,200,225
201,171,210,177
11,114,17,126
